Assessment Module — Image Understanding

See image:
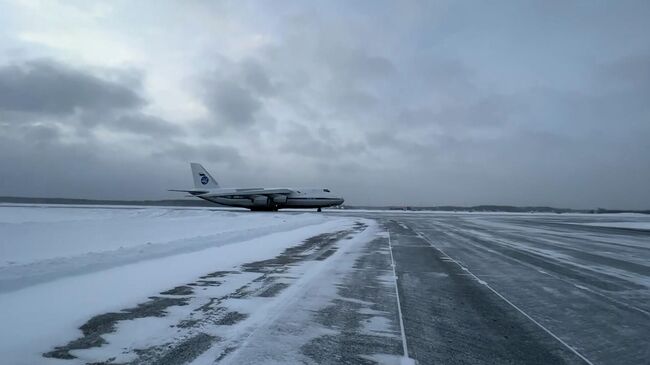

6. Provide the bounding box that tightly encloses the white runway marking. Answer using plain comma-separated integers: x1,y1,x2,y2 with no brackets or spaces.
386,229,415,364
415,230,595,365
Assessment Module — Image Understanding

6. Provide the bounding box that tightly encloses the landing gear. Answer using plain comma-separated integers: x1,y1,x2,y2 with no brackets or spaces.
317,207,322,212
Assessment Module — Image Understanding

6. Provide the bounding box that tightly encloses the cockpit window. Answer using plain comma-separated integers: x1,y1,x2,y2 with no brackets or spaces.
323,189,330,192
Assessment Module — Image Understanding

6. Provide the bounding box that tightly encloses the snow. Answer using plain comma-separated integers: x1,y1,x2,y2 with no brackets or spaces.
204,220,381,364
0,205,361,365
580,221,650,230
361,316,394,336
0,206,332,292
0,205,325,265
361,354,417,365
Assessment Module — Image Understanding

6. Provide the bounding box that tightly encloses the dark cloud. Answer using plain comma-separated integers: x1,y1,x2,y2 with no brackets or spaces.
0,131,189,200
366,129,400,148
205,78,262,127
0,2,649,209
0,59,143,115
0,59,182,140
280,123,366,159
240,59,274,96
191,4,649,208
280,123,336,158
21,123,61,143
152,142,243,166
0,57,196,200
108,114,183,137
600,53,650,88
324,46,395,84
202,58,278,128
426,96,514,131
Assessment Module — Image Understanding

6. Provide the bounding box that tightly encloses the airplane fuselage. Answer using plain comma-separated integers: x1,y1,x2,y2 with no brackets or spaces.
192,188,344,211
171,163,344,211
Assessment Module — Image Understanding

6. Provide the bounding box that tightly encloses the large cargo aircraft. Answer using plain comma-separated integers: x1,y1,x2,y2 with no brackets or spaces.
170,163,344,211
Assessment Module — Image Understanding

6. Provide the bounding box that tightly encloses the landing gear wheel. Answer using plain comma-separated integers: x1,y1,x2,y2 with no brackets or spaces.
317,207,322,212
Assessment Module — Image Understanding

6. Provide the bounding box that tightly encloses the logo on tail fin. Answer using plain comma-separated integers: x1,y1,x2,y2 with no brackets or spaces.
199,173,209,185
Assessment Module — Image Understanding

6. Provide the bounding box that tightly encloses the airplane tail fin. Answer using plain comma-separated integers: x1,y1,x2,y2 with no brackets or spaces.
190,162,220,189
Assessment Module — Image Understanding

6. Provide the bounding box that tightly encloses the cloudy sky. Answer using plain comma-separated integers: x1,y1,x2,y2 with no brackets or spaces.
0,1,648,209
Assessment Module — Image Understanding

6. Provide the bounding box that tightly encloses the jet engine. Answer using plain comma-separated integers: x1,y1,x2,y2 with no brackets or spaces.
252,196,270,207
272,195,287,204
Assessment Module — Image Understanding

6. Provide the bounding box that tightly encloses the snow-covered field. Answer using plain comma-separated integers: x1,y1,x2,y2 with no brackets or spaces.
0,205,326,266
0,205,381,365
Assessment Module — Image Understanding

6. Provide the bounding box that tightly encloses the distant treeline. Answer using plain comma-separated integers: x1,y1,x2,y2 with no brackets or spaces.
0,196,217,207
342,204,650,214
0,196,647,214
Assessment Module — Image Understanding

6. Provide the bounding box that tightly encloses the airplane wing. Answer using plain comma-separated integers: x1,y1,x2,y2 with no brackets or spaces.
201,188,293,198
168,189,210,195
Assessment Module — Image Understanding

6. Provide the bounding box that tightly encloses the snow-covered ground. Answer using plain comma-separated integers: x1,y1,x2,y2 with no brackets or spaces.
0,205,378,365
0,205,326,266
0,205,332,292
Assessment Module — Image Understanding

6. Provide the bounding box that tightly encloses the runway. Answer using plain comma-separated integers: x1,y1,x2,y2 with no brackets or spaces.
346,212,650,365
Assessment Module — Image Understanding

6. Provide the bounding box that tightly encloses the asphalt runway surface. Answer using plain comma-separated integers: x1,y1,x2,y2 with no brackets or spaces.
345,212,650,365
39,210,650,364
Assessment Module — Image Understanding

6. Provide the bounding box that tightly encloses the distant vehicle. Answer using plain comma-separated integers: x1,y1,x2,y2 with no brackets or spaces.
170,163,344,211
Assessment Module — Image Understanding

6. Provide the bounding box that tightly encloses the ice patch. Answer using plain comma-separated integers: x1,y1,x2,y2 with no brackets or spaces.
377,272,397,286
358,307,389,316
362,353,417,365
361,316,396,338
337,297,375,306
574,284,589,291
541,286,561,295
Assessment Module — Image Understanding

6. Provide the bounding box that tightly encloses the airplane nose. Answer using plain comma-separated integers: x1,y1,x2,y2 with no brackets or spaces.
337,198,344,205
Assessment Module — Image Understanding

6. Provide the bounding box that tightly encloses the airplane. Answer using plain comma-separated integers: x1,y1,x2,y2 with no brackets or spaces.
170,163,344,212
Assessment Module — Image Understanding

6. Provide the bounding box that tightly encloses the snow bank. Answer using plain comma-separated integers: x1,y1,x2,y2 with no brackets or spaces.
0,206,337,293
0,206,326,266
0,205,358,365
